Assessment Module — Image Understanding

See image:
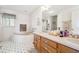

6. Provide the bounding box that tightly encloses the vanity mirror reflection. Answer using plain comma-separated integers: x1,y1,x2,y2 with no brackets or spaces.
42,9,58,32
42,5,79,38
51,15,57,31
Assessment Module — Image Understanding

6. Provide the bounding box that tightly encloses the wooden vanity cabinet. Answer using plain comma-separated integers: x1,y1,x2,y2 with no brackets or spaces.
58,44,79,53
41,37,57,53
33,35,41,52
34,34,79,53
34,35,57,53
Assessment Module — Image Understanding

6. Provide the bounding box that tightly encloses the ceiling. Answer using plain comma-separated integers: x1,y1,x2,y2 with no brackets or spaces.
49,5,76,11
0,5,41,14
42,5,79,15
0,5,78,15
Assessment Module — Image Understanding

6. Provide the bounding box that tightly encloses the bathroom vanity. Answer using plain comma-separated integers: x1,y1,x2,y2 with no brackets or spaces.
33,32,79,53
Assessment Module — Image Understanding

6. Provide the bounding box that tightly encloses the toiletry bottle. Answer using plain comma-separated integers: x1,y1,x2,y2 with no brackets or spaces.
64,30,69,37
60,31,63,37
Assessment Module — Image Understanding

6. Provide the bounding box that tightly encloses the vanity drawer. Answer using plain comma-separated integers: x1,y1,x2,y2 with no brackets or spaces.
41,47,48,53
41,37,48,43
58,44,79,53
41,37,57,49
47,40,57,49
41,42,57,53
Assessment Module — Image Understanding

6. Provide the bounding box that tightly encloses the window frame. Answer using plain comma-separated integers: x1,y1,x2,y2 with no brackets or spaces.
2,13,16,27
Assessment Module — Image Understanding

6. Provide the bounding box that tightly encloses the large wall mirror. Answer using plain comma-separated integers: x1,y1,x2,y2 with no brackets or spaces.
51,15,57,30
42,5,79,35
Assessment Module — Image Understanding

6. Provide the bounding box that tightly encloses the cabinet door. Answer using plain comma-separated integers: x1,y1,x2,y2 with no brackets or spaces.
58,44,79,53
36,38,41,52
41,37,57,49
41,47,48,53
40,37,47,53
33,35,37,49
41,37,57,53
34,35,41,52
47,40,57,49
41,42,57,53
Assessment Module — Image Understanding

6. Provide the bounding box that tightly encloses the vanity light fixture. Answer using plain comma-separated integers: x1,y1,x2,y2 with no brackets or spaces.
41,5,51,11
48,11,54,14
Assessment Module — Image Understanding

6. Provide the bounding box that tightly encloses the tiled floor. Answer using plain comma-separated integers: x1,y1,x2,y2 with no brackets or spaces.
0,34,37,53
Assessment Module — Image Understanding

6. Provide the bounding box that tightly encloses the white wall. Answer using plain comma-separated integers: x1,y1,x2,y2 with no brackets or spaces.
30,7,42,32
15,14,30,33
57,6,79,35
0,8,30,41
71,7,79,35
0,14,3,41
57,9,72,30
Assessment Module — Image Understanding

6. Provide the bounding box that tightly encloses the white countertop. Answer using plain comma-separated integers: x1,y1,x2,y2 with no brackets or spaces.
34,32,79,51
